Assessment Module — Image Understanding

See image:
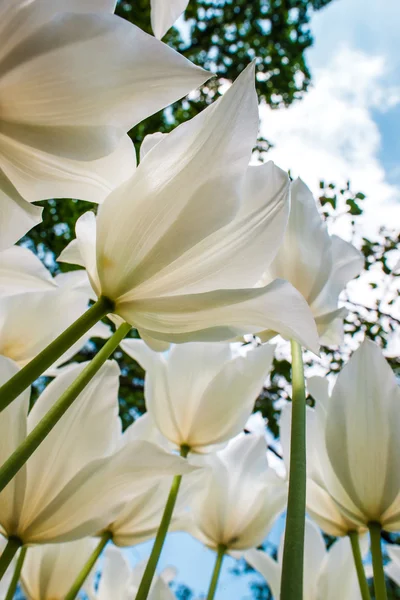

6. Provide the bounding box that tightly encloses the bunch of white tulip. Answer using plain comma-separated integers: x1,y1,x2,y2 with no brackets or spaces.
0,1,395,600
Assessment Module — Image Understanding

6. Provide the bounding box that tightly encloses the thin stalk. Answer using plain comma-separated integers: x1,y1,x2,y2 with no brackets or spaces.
369,522,388,600
280,339,307,600
0,296,113,413
64,531,112,600
348,530,371,600
135,445,190,600
206,544,226,600
0,322,131,495
4,546,27,600
0,537,22,582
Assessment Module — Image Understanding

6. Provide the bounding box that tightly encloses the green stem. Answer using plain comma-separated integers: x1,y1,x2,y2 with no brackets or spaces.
206,544,226,600
0,296,113,413
0,537,22,582
280,339,307,600
64,532,112,600
4,546,27,600
0,322,131,495
135,445,190,600
348,531,371,600
369,522,388,600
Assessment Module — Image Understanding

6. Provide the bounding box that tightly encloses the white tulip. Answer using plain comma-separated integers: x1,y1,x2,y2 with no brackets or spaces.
305,339,400,532
280,400,363,537
246,519,364,599
259,178,363,344
59,64,319,353
0,357,194,545
85,546,176,600
122,339,275,453
0,245,110,370
185,433,287,551
151,0,190,39
21,538,97,600
385,544,400,587
0,0,210,249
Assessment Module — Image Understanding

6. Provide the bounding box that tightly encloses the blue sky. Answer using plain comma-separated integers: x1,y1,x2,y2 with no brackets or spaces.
262,0,400,235
123,2,400,598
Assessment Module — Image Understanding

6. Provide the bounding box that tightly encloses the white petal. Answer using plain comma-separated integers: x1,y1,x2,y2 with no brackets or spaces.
96,63,259,299
20,440,196,543
0,289,88,366
96,546,131,600
310,235,363,318
140,132,167,160
302,519,327,599
151,0,190,39
0,133,136,203
264,178,332,303
325,339,400,523
187,344,275,450
0,356,30,537
245,548,281,598
126,161,289,298
0,172,42,250
21,361,122,529
21,538,97,600
117,280,319,354
317,536,363,600
0,245,56,295
385,546,400,587
0,13,210,139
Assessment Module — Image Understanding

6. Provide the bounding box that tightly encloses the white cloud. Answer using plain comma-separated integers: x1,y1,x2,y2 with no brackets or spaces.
259,45,400,235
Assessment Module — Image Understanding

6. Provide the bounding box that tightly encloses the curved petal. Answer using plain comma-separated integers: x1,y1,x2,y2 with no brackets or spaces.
264,178,332,303
0,245,56,295
96,63,259,299
0,288,89,366
21,361,122,529
187,344,275,450
325,339,400,523
117,280,319,354
0,13,210,137
0,133,136,203
317,536,363,600
0,356,29,538
21,538,97,600
126,161,289,298
0,172,42,250
20,440,196,543
151,0,189,39
96,546,131,600
245,548,281,599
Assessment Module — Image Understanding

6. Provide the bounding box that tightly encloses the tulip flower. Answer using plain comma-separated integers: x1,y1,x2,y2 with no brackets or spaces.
302,339,400,599
0,357,194,579
246,519,365,600
20,538,97,600
0,0,210,249
121,339,276,453
151,0,190,39
85,546,176,600
279,399,364,538
183,433,286,600
259,178,363,345
59,64,319,354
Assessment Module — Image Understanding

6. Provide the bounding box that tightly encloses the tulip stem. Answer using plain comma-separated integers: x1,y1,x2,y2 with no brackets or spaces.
0,322,131,495
0,296,114,413
280,339,306,600
64,531,112,600
348,531,371,600
369,522,388,600
135,445,190,600
4,546,27,600
206,544,226,600
0,537,22,582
